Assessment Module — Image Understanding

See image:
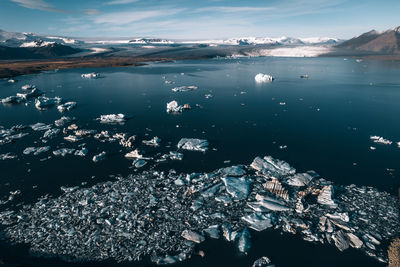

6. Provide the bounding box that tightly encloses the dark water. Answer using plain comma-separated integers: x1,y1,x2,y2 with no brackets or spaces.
1,57,399,266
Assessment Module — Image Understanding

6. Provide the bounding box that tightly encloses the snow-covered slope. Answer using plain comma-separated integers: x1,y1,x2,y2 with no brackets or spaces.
0,29,81,47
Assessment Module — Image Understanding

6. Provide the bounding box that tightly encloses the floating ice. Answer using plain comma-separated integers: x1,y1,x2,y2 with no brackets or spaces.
53,148,76,157
220,165,246,176
30,123,52,131
172,86,198,92
252,256,274,267
255,73,274,83
23,146,51,156
133,159,147,168
64,135,82,142
143,136,161,146
251,156,296,177
57,102,77,112
1,95,25,104
81,73,100,79
181,230,205,244
0,153,17,160
370,135,392,145
317,185,337,208
16,88,42,100
286,173,313,187
92,151,106,162
166,100,183,113
97,114,127,124
177,138,209,152
221,177,251,200
21,84,35,90
35,96,62,110
241,212,275,231
74,147,88,157
43,128,60,139
54,116,75,127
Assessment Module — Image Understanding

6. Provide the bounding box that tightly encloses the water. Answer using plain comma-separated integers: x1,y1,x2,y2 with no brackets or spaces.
0,57,399,266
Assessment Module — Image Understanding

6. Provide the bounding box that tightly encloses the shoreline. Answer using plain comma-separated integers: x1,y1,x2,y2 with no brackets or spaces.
1,53,400,79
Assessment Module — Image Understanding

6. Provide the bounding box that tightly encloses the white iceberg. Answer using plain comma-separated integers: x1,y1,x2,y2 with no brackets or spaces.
370,136,392,145
142,136,161,146
97,114,127,124
23,146,51,156
81,73,100,79
35,96,62,110
21,84,35,90
166,100,183,113
177,138,209,152
57,102,77,113
92,151,106,162
241,212,275,231
1,95,25,104
221,177,251,201
172,86,198,92
255,73,274,83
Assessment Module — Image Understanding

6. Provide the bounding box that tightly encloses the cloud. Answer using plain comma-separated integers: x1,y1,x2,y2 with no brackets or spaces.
9,0,69,13
84,9,101,15
92,8,186,25
105,0,140,5
195,6,275,13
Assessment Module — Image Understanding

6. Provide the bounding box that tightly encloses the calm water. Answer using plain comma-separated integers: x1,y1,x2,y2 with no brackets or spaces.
0,57,399,266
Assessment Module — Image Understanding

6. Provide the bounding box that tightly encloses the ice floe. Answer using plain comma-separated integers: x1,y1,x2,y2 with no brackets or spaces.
254,73,274,83
35,96,62,110
177,138,209,152
23,146,51,156
97,114,127,124
172,86,198,92
81,73,100,79
370,136,392,145
92,151,106,162
57,101,77,112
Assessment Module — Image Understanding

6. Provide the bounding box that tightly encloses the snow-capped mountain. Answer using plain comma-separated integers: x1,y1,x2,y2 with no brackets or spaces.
0,29,81,48
129,38,174,44
182,36,342,46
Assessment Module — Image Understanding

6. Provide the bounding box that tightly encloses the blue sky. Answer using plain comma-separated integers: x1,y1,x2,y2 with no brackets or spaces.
0,0,399,39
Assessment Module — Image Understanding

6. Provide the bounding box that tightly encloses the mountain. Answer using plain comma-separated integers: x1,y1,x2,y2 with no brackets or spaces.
336,26,400,54
0,43,81,60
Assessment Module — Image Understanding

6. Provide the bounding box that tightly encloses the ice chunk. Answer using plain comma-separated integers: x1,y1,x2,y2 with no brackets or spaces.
43,128,60,139
255,73,274,83
237,228,251,253
177,138,209,152
332,230,350,251
286,173,313,187
35,96,62,110
166,151,184,160
166,100,183,113
81,72,99,79
54,116,74,127
21,84,35,90
172,86,198,92
250,156,295,178
220,165,246,176
125,149,145,159
142,136,161,146
346,233,363,249
74,147,88,157
0,153,17,160
181,230,205,243
30,123,52,131
221,177,250,200
252,256,274,267
57,102,77,112
1,95,25,104
92,151,106,162
97,114,127,124
133,159,147,168
23,146,50,156
75,129,97,136
204,225,220,239
64,135,82,142
247,196,291,212
53,148,76,157
370,136,392,145
241,212,275,231
317,185,337,208
16,88,42,100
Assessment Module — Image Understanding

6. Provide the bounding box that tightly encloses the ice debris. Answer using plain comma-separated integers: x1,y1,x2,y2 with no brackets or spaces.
35,96,62,110
143,136,161,146
1,95,25,104
0,153,17,160
30,123,52,131
252,256,274,267
255,73,274,83
0,155,398,265
81,73,100,79
21,84,35,90
57,102,77,113
172,86,198,92
166,100,183,113
23,146,51,156
92,151,106,162
370,136,392,145
97,114,127,124
177,138,209,152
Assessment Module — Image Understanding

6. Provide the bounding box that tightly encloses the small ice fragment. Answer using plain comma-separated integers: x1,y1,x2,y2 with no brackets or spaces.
181,230,205,243
21,84,35,90
92,151,106,162
221,177,250,200
317,185,337,208
241,212,275,231
255,73,274,83
16,88,42,100
300,75,309,79
166,100,183,113
0,153,17,160
252,256,274,267
64,135,82,142
97,114,127,124
43,128,60,139
370,136,392,145
74,148,88,157
35,96,62,110
57,102,77,112
142,136,161,146
23,146,50,156
53,148,76,157
1,95,25,104
30,123,52,131
81,73,99,79
132,159,147,168
172,86,198,92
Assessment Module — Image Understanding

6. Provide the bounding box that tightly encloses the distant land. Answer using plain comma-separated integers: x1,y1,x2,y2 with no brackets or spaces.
0,26,399,78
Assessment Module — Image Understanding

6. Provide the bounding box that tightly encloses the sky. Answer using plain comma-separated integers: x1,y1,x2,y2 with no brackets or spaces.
0,0,399,39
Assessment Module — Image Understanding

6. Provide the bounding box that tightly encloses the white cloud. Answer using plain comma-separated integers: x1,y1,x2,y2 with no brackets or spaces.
9,0,69,12
195,6,275,13
105,0,140,5
84,9,101,15
92,8,186,25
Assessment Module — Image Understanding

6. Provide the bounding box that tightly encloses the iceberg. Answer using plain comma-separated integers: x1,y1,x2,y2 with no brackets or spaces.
142,136,161,146
166,100,183,113
23,146,51,156
16,88,42,100
370,136,392,145
57,102,77,113
221,177,251,201
92,151,106,162
241,213,275,231
181,230,205,244
53,148,76,157
250,156,295,178
1,95,25,104
35,96,62,110
30,123,52,131
177,138,209,152
0,153,17,160
21,84,35,90
317,185,337,208
172,86,198,92
81,73,100,79
255,73,274,83
97,114,127,124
